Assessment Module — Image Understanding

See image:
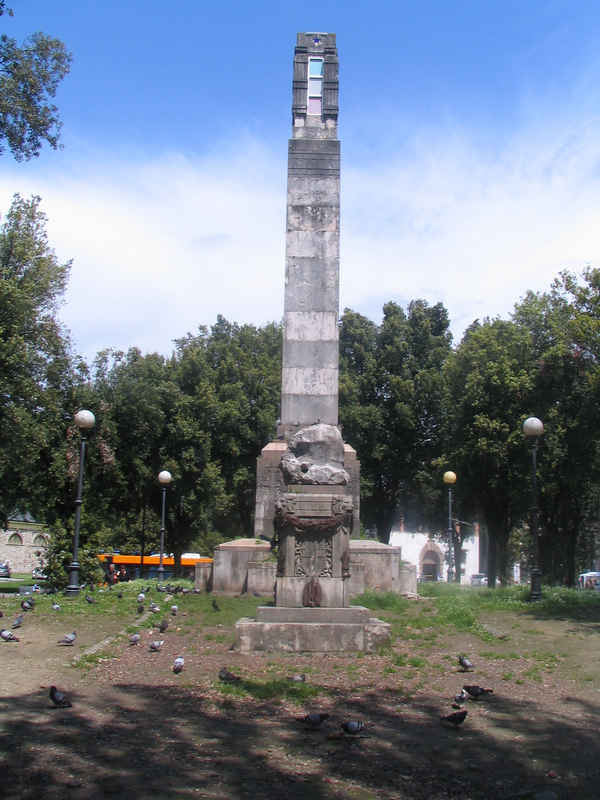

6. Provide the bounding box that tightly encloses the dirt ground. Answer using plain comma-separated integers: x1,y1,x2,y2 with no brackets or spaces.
1,588,599,800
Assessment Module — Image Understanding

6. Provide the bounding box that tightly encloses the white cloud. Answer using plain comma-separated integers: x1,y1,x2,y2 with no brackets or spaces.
2,107,600,361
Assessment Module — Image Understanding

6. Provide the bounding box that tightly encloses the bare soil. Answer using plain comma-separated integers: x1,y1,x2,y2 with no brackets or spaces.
1,590,598,800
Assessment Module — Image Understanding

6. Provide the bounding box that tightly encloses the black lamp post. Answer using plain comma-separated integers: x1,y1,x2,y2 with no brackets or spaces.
443,470,457,582
66,409,95,596
157,470,172,580
523,416,544,601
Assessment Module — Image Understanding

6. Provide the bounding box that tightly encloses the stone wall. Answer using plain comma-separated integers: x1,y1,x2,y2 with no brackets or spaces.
211,539,271,594
0,523,48,574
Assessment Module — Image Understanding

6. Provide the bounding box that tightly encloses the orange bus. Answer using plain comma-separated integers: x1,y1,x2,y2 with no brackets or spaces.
97,553,212,580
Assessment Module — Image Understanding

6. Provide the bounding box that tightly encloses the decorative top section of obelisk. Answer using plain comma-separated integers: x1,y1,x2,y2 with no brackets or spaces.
292,32,338,134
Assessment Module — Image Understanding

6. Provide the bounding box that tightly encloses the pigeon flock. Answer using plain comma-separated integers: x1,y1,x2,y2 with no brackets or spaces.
1,583,495,746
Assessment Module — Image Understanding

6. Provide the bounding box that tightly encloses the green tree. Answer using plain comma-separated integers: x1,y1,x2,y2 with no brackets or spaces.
0,193,74,522
442,319,535,586
339,300,452,542
513,269,600,584
1,9,72,160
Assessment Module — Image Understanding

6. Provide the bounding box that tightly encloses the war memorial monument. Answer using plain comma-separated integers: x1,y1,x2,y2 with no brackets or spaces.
235,33,391,653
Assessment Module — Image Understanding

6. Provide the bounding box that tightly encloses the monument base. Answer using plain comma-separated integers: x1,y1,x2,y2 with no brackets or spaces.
235,605,391,653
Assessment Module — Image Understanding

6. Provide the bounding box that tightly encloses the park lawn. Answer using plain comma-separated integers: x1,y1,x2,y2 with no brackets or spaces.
1,581,599,799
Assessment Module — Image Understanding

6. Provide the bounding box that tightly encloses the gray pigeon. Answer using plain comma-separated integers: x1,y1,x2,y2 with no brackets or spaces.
441,709,467,727
1,629,19,642
137,593,145,603
11,614,24,629
454,688,468,704
341,720,365,735
50,686,72,707
218,667,241,683
21,599,33,611
58,631,76,646
170,605,178,616
149,602,160,613
149,640,164,652
129,633,141,645
85,594,96,604
173,656,184,674
158,618,169,633
463,684,493,699
458,654,474,672
137,604,144,614
52,602,61,611
301,712,329,729
289,673,306,683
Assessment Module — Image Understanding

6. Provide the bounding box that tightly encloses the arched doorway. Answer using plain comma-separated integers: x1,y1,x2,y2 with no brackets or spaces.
419,542,444,581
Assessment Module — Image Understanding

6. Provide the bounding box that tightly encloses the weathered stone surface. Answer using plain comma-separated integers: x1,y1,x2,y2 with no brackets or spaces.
275,576,347,607
247,560,276,596
194,561,212,592
235,616,391,653
212,539,270,594
280,423,349,485
256,605,370,623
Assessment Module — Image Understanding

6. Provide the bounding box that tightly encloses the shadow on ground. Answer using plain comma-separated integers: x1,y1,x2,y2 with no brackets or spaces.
0,679,597,799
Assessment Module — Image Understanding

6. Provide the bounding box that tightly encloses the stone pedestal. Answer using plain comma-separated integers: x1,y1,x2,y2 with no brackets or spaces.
236,605,391,653
237,475,391,652
212,539,270,594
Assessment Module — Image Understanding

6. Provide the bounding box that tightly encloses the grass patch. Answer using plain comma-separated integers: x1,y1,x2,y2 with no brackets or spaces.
480,650,521,661
216,678,321,703
502,672,514,681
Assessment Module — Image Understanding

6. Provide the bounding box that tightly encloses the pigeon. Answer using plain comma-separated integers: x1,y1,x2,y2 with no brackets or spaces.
117,591,123,599
149,640,164,652
49,686,72,708
158,618,169,633
11,614,24,629
0,610,3,617
137,593,145,603
1,629,19,642
301,712,329,729
289,673,306,683
52,602,61,611
85,594,96,604
441,709,468,727
129,633,141,645
58,631,77,646
252,592,262,598
458,654,474,672
173,656,184,674
212,598,220,612
21,599,33,611
137,604,145,614
170,605,178,616
149,602,160,613
463,685,493,699
218,667,241,683
454,689,468,704
341,720,365,735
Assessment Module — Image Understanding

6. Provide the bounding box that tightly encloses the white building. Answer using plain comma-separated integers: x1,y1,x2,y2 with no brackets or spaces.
389,521,482,584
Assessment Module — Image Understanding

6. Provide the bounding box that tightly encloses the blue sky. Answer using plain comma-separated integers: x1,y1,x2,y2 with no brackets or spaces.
3,1,600,361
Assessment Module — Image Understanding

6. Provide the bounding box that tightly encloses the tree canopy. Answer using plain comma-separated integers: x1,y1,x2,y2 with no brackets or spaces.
1,9,72,160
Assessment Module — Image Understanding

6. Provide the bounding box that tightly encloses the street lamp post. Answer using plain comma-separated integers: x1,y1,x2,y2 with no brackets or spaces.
523,416,544,601
157,470,172,580
66,409,95,596
443,471,457,583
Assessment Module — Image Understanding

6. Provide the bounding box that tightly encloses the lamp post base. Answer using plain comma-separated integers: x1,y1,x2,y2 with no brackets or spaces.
530,567,542,601
65,561,81,596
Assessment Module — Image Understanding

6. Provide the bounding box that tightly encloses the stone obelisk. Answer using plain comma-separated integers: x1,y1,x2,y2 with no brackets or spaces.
237,33,389,651
254,33,359,541
279,32,340,436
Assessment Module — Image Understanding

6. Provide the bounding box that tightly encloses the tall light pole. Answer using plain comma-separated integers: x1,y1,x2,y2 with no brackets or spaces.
523,417,544,601
443,471,457,582
157,470,172,580
66,409,95,596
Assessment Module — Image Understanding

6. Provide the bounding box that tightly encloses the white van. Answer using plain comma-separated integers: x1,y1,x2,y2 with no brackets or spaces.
578,571,600,590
